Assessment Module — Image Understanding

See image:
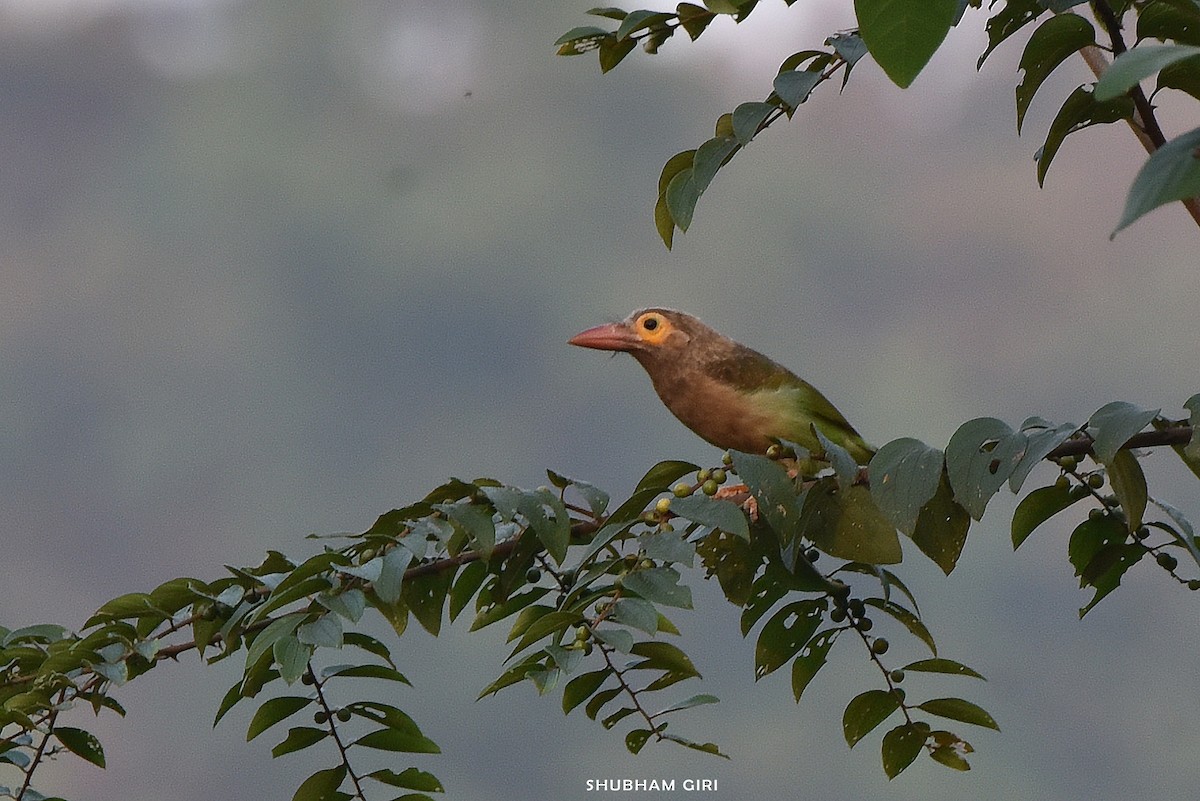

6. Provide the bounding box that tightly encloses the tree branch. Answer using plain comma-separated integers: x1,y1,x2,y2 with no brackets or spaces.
1083,2,1200,228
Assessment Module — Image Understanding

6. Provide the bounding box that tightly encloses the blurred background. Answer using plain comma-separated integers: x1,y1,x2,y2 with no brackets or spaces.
1,0,1197,799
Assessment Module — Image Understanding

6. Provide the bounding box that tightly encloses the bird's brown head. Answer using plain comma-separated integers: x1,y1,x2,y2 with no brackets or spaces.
567,308,701,366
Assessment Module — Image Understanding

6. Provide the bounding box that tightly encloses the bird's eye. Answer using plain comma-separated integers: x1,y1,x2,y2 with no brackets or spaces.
642,317,659,331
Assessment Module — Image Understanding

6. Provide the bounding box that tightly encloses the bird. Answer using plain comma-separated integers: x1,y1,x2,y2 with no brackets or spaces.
569,308,873,464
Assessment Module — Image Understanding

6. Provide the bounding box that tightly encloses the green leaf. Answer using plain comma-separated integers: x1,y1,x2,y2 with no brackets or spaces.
366,767,444,792
629,641,701,678
355,727,441,754
929,732,973,770
1012,482,1085,549
1158,56,1200,101
54,727,105,768
245,613,304,671
656,693,719,716
910,469,970,574
554,25,610,52
1138,0,1200,47
292,766,346,801
586,687,623,720
773,70,822,108
1106,449,1147,531
271,726,328,758
731,451,801,543
731,102,773,145
563,668,612,714
1015,13,1095,131
620,567,693,609
317,588,366,623
754,600,824,679
616,10,672,40
296,614,343,649
800,481,903,565
599,35,638,72
402,569,453,636
946,417,1015,520
903,658,985,679
660,732,728,758
691,135,740,196
677,3,716,39
978,0,1045,69
625,728,653,754
669,494,749,540
814,427,859,492
843,689,901,747
247,696,313,742
665,168,699,232
1113,126,1200,235
854,0,957,88
610,598,660,635
594,627,635,653
1037,86,1134,186
438,501,496,560
864,598,936,654
869,438,945,536
1089,401,1159,463
1094,43,1200,101
792,629,839,702
882,722,929,779
697,529,759,606
321,664,410,685
273,635,311,685
637,460,700,494
917,697,1000,730
639,529,697,566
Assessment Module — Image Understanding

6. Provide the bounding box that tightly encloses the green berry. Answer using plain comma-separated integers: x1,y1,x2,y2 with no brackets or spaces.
712,468,727,484
857,616,874,632
582,641,594,656
829,607,847,623
722,451,733,466
1134,525,1150,540
336,709,352,723
696,468,712,483
672,482,693,498
575,625,590,641
525,567,541,583
301,673,316,686
871,638,889,655
1088,507,1105,521
1054,475,1070,490
1157,552,1178,571
655,497,672,515
314,711,329,725
847,599,866,619
640,558,654,570
701,479,719,496
658,521,675,533
805,548,820,564
766,444,782,459
829,581,851,599
1059,455,1079,470
1188,579,1200,591
889,669,905,683
1087,473,1105,489
893,687,906,702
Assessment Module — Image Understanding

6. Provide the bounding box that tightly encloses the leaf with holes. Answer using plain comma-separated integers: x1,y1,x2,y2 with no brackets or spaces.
1015,13,1095,131
843,689,901,747
755,600,824,679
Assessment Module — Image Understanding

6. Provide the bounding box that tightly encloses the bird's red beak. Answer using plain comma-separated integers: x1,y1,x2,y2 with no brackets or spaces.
568,321,640,352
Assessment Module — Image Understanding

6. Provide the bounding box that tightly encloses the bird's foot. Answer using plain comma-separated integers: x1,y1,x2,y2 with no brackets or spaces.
713,483,758,522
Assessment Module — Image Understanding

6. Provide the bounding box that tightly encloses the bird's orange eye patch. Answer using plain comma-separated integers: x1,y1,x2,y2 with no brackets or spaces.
634,312,673,344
